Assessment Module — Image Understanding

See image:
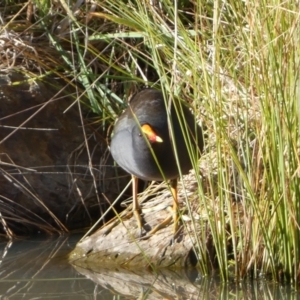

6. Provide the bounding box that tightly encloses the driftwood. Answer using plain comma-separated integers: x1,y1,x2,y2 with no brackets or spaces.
69,180,205,270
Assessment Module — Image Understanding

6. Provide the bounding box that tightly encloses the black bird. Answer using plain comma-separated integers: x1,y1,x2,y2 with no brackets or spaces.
110,88,203,235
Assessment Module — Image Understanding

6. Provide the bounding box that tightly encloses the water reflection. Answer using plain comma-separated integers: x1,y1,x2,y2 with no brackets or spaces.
0,235,298,299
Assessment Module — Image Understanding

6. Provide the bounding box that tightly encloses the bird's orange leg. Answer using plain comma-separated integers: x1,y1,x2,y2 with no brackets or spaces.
132,175,143,235
170,178,179,234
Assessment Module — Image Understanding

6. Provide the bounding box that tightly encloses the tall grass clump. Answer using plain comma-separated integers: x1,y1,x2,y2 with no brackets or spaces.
78,1,299,282
2,0,300,284
87,0,300,283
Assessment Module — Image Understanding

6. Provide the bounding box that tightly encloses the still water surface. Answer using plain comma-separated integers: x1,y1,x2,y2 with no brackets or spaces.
0,234,299,299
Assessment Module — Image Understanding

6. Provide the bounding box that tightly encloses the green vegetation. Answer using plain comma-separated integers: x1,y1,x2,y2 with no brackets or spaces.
1,0,300,284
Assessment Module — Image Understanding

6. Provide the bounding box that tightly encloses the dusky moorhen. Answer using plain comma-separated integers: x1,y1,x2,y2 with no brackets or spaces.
110,88,203,235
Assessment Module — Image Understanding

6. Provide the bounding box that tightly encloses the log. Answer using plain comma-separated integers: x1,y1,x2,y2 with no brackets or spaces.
69,180,202,270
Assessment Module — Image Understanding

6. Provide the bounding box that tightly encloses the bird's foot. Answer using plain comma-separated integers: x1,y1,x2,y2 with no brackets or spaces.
147,206,181,237
133,208,146,237
147,215,173,236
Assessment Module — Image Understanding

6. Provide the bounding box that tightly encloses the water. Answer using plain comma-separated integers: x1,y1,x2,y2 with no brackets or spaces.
0,235,299,299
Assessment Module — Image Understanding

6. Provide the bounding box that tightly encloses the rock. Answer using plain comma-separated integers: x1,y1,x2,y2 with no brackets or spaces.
0,71,126,236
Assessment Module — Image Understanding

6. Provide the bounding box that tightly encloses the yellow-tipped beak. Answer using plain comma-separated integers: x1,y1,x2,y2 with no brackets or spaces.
141,124,163,143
